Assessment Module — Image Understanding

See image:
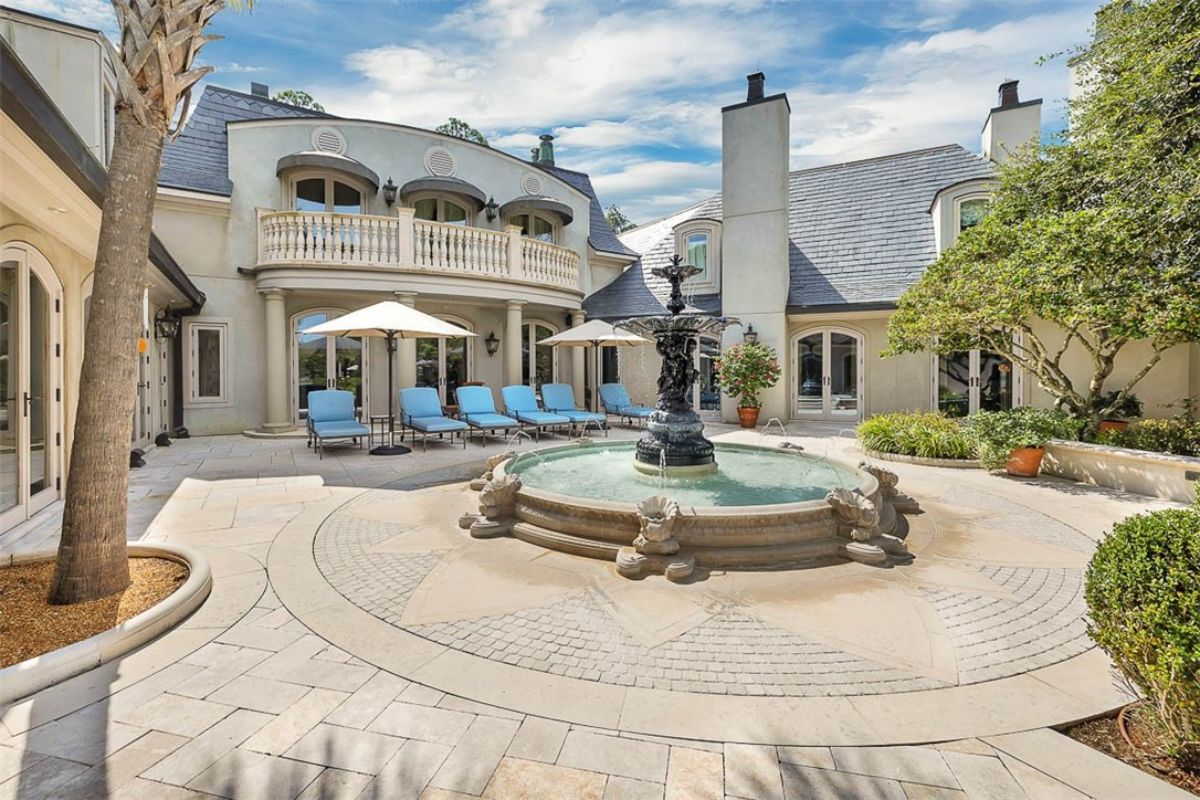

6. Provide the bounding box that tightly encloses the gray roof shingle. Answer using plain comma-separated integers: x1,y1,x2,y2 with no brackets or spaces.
536,164,638,258
584,144,994,319
160,86,330,196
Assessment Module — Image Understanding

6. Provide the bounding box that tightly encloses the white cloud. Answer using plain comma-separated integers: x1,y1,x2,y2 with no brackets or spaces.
3,0,115,34
220,62,265,74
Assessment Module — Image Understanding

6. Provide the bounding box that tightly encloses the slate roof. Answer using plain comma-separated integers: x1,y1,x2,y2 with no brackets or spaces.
160,86,331,195
158,88,633,256
536,164,638,258
583,144,994,319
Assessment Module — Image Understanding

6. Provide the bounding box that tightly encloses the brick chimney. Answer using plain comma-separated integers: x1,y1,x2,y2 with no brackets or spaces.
982,79,1041,163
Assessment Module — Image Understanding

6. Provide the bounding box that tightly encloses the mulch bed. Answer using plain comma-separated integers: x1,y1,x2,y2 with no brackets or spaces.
0,558,188,668
1066,704,1200,795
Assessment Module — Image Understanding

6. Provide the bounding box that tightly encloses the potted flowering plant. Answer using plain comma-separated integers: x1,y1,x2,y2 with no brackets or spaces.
713,342,781,428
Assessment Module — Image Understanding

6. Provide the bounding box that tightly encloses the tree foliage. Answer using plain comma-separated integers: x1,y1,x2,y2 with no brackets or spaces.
435,117,488,146
605,205,636,233
272,89,324,112
886,0,1200,431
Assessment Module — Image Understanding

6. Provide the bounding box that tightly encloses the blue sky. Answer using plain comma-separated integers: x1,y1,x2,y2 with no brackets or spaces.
19,0,1096,222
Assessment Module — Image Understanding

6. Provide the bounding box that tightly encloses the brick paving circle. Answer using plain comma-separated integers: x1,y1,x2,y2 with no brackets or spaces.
314,481,1094,698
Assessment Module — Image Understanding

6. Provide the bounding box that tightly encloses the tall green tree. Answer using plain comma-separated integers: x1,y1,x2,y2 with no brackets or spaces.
435,117,487,146
605,205,636,233
48,0,238,605
886,0,1200,434
272,89,324,111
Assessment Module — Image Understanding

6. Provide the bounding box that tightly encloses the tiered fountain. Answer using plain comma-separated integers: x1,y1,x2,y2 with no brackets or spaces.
459,257,915,580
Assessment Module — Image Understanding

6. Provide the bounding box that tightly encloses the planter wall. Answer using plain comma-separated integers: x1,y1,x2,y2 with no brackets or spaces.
1043,440,1199,505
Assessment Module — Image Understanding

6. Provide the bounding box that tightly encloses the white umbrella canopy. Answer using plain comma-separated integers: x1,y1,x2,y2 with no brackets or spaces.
539,319,649,347
302,300,475,339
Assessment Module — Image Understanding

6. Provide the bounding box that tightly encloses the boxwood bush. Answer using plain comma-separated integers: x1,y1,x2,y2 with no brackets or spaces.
856,411,976,460
1096,417,1200,457
1085,508,1200,766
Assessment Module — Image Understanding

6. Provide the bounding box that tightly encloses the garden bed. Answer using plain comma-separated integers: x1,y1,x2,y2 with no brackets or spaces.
1066,705,1199,795
858,448,980,468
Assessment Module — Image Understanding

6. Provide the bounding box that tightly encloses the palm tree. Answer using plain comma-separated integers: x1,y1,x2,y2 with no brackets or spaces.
48,0,238,604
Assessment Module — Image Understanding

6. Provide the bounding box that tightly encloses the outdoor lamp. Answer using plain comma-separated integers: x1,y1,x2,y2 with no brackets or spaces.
382,177,397,207
484,196,499,222
154,307,181,340
484,331,500,356
743,324,758,344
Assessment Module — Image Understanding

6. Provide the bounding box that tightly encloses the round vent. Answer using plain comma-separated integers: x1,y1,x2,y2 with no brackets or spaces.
310,126,346,154
423,146,457,177
521,173,544,196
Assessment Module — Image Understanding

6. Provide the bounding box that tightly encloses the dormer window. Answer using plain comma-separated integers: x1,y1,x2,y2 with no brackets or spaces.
959,198,990,232
292,176,365,214
673,219,721,292
510,212,556,243
414,196,469,225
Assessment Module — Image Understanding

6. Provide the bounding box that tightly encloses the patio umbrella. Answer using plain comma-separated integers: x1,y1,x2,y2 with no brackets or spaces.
304,301,475,455
540,319,650,410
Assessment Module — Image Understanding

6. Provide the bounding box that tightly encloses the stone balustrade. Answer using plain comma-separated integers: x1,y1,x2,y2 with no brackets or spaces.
256,209,581,293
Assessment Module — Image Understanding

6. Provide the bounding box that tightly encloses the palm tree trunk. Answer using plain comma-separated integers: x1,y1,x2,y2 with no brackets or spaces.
48,105,165,604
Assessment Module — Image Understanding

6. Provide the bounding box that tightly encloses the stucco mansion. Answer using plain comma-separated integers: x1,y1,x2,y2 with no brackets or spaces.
1,7,1197,535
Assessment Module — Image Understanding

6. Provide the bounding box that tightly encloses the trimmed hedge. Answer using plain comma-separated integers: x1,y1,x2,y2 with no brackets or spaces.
856,412,976,461
1096,417,1200,457
1085,508,1200,766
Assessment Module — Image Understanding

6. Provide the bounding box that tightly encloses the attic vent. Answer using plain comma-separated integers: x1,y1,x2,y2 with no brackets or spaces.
521,174,543,196
310,126,346,155
423,146,457,177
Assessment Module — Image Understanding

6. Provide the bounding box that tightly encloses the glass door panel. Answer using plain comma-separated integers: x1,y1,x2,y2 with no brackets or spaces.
0,260,18,518
533,324,554,389
296,312,329,420
978,352,1014,412
333,335,364,411
27,273,48,497
795,333,823,416
828,333,859,419
416,337,440,397
444,337,468,401
937,352,971,418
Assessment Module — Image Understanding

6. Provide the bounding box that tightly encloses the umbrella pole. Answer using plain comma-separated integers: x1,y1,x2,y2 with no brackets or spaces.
370,329,411,456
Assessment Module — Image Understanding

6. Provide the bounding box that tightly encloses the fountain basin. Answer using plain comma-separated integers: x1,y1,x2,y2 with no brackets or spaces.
490,441,884,577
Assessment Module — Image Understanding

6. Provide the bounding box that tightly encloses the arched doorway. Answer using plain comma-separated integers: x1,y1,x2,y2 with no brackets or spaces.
292,308,367,422
521,320,558,390
415,315,473,405
791,327,864,421
0,243,63,529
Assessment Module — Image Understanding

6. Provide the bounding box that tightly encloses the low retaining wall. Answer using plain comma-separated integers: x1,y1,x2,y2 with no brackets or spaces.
858,448,981,469
1043,440,1199,505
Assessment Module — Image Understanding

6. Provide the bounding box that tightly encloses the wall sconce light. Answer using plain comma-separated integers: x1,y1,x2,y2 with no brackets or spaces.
484,331,500,356
382,177,397,207
154,307,181,340
743,324,758,344
484,196,499,222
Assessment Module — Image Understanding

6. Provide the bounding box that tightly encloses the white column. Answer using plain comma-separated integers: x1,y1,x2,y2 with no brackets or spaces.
570,309,586,405
260,288,291,431
395,293,418,403
505,300,525,386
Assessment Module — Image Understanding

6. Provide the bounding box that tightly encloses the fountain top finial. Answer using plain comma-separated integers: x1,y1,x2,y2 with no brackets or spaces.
651,255,702,316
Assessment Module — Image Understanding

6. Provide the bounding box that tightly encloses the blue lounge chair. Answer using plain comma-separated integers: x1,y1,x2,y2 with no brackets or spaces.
455,386,520,445
599,383,655,428
501,385,570,441
541,383,608,436
399,387,468,451
306,389,369,459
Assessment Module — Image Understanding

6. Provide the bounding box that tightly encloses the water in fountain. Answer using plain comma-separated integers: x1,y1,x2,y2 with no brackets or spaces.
619,256,737,476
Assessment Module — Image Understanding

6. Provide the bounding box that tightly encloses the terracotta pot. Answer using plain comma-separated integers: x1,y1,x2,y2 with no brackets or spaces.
737,406,761,429
1099,419,1129,434
1005,446,1045,477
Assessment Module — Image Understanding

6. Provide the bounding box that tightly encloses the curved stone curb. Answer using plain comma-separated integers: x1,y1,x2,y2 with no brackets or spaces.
271,478,1133,747
0,544,212,705
859,447,982,469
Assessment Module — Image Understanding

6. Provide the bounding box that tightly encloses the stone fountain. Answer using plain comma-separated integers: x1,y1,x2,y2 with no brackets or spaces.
619,256,734,476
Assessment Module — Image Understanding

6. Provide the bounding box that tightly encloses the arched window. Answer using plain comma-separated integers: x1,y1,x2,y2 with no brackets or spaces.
673,219,721,291
958,198,990,232
413,196,469,225
510,213,556,243
291,175,366,214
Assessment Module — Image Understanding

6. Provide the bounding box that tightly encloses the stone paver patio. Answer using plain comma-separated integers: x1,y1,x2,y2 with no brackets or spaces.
1,427,1193,799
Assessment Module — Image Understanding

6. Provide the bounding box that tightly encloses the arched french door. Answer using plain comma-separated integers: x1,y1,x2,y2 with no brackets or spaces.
792,327,864,421
0,244,63,530
692,335,721,420
521,320,558,390
932,350,1021,417
292,308,367,422
416,315,473,404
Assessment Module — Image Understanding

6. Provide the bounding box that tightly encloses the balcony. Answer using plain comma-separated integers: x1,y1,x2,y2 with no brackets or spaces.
256,209,582,293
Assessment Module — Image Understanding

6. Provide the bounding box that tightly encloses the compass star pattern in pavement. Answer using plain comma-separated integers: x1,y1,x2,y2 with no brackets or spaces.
313,478,1094,698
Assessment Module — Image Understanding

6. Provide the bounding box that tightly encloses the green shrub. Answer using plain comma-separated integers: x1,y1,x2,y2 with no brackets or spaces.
1085,509,1200,765
857,412,976,460
963,407,1080,469
1096,417,1200,457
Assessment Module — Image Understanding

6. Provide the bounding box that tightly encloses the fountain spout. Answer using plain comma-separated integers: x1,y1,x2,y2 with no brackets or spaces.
619,256,737,476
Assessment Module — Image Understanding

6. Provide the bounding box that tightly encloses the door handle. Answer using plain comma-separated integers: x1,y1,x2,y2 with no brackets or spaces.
23,392,30,417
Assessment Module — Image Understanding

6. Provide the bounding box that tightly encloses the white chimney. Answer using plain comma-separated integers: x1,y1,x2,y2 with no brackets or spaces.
982,79,1042,164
